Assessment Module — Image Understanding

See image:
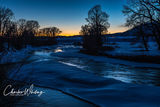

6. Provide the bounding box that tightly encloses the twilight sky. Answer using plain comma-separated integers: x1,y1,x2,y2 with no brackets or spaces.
1,0,128,36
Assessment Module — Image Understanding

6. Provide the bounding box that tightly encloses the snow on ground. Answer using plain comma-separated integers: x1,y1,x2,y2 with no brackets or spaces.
7,49,160,107
105,41,160,56
56,35,160,56
0,45,56,64
104,35,160,56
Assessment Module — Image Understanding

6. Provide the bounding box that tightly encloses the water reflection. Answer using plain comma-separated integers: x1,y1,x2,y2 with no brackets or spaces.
33,47,63,57
54,48,63,53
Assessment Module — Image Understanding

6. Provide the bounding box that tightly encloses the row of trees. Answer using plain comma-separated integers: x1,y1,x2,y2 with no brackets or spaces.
39,27,62,37
123,0,160,51
0,7,40,37
0,6,62,51
80,5,110,52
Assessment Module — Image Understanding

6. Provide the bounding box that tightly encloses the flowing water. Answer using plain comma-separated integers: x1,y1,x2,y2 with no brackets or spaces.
31,45,160,86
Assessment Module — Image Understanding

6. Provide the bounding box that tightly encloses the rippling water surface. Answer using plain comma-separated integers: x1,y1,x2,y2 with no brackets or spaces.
31,45,160,86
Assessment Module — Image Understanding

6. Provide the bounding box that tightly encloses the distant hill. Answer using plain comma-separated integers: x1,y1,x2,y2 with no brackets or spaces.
104,23,158,42
121,23,156,36
107,23,155,37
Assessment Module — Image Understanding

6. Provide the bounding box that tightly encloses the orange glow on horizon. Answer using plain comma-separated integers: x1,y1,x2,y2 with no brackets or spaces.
40,26,128,36
59,33,79,36
60,29,128,36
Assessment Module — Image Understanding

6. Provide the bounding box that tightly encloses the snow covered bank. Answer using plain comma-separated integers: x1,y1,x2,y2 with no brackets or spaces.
0,45,56,64
105,41,160,56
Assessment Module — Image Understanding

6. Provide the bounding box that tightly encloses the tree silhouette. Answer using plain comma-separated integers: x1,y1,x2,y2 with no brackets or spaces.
0,6,60,51
0,7,14,36
0,6,14,50
17,19,27,36
81,5,110,52
40,27,62,37
123,0,160,50
25,20,40,35
86,5,110,36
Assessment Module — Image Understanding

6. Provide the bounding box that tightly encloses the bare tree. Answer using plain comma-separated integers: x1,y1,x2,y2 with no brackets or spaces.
40,27,62,37
0,6,14,36
80,5,110,51
86,5,110,36
123,0,160,50
5,21,19,49
17,18,27,36
17,19,40,37
80,25,90,36
25,20,40,35
0,6,14,51
5,21,17,37
50,27,62,36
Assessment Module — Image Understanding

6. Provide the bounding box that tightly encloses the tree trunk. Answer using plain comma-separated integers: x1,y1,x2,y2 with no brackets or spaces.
142,35,149,51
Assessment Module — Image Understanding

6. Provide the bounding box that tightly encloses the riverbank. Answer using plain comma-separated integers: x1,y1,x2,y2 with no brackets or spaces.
80,48,160,64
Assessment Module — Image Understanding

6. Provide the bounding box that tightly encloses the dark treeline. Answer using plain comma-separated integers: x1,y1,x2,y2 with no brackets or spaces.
0,7,62,52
